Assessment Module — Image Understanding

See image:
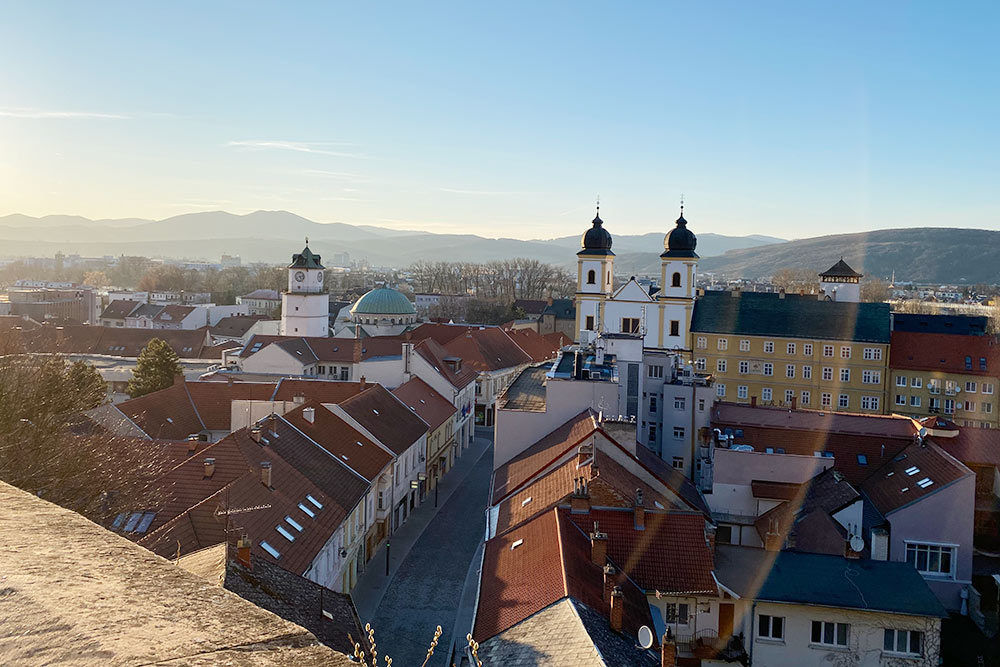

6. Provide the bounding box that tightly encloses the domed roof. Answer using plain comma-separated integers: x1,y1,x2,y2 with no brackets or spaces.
661,211,698,259
578,209,614,256
350,287,416,316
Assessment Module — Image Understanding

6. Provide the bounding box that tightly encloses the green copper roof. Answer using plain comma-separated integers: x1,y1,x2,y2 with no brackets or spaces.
288,245,324,269
350,287,416,316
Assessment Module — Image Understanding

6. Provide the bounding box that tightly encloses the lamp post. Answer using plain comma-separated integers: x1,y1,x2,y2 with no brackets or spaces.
434,473,440,508
385,540,391,576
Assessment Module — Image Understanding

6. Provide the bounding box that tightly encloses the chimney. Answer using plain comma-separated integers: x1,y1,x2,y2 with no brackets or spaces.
705,524,717,554
609,586,624,632
871,528,889,561
360,375,367,390
250,425,263,443
268,413,277,433
778,288,786,299
227,375,234,387
203,457,216,478
751,396,757,408
571,477,591,514
547,295,554,307
590,526,608,566
186,434,199,454
303,406,316,424
845,539,862,559
577,443,593,467
236,535,252,569
603,564,617,603
293,392,306,405
260,461,272,487
661,629,677,666
730,287,741,298
763,518,782,552
634,489,645,530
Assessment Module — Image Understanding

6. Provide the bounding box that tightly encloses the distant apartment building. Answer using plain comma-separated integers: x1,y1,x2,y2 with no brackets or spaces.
4,284,98,324
237,288,282,316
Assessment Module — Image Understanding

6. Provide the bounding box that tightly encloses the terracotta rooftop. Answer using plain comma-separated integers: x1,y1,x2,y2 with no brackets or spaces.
269,377,367,404
861,439,973,516
890,331,1000,376
282,401,392,482
16,324,210,357
442,326,533,372
100,298,142,319
210,314,269,338
935,425,1000,468
504,327,564,363
154,304,198,322
391,376,457,431
414,337,477,389
339,384,428,455
0,481,352,665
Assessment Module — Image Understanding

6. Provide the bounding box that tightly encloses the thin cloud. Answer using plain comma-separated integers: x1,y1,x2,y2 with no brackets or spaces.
295,168,371,182
436,187,533,196
0,108,129,119
320,196,361,202
227,140,367,159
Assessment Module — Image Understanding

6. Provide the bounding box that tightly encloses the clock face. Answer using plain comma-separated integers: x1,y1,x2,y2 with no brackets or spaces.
317,271,324,283
294,271,305,282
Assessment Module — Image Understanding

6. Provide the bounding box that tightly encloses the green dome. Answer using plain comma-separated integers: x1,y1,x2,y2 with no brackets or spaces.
350,287,415,316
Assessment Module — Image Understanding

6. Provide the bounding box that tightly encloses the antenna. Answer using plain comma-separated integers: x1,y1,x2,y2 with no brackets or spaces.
850,535,865,553
637,625,654,650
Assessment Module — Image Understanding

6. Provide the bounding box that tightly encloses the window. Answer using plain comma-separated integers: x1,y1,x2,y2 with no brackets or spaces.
786,342,796,355
929,397,940,412
803,343,813,356
695,358,706,370
758,614,784,641
802,365,812,379
823,345,834,357
857,454,868,465
696,336,707,349
673,426,685,440
649,396,658,413
740,339,750,352
896,394,907,406
910,395,921,407
716,383,726,397
966,381,977,393
764,341,774,354
945,380,959,395
945,398,955,414
839,368,851,383
671,272,682,287
716,525,733,544
763,362,773,376
670,320,680,336
812,621,849,647
801,390,810,405
822,367,833,381
839,394,849,408
762,388,773,401
648,365,663,378
298,502,316,518
912,377,923,389
664,603,690,625
896,375,907,387
862,396,880,411
672,456,684,469
698,398,705,411
260,541,281,558
738,385,748,399
718,338,729,351
841,346,852,359
587,269,596,284
821,393,832,407
984,383,995,394
906,542,955,577
340,367,349,380
674,396,685,410
965,401,976,412
585,315,595,330
717,359,727,373
884,629,922,657
318,365,326,375
786,364,795,378
928,379,941,394
784,390,794,404
621,317,640,334
739,360,750,374
985,402,993,414
648,425,657,443
862,370,881,384
864,347,882,360
966,356,973,370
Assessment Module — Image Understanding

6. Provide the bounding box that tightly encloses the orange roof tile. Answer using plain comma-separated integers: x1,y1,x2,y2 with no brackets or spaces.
391,376,457,431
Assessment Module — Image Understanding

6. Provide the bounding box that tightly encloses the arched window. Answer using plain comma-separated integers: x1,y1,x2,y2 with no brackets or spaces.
587,269,596,285
672,272,682,288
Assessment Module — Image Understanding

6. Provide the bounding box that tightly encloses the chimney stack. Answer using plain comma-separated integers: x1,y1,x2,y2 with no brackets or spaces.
577,443,593,467
268,413,277,433
609,586,624,632
236,535,252,569
634,489,645,530
590,526,608,566
706,524,717,554
778,288,786,299
203,457,216,478
764,518,782,552
603,564,617,604
260,461,272,487
186,434,199,454
303,406,316,424
360,376,367,390
571,477,591,514
661,629,677,666
293,393,306,405
250,426,263,443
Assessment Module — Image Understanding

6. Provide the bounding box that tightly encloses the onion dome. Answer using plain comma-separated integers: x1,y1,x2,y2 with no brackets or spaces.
661,209,698,259
578,208,614,256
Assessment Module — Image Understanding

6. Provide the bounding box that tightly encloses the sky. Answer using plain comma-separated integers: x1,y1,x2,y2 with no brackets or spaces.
0,1,997,240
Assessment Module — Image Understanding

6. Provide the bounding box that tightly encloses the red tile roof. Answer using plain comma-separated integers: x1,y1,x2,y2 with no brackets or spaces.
269,378,367,405
391,376,457,432
282,402,392,482
890,331,1000,377
542,331,572,349
16,325,209,358
504,328,563,363
209,315,268,338
339,385,428,456
861,440,973,516
414,338,477,389
936,426,1000,468
408,322,473,345
751,480,801,500
154,304,197,323
441,327,532,373
564,508,716,596
100,299,142,320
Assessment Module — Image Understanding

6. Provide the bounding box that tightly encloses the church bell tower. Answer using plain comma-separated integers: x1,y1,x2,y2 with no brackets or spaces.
575,206,614,343
281,240,329,337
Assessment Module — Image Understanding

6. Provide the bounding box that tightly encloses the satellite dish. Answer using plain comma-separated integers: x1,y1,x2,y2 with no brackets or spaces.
637,625,654,650
850,535,864,553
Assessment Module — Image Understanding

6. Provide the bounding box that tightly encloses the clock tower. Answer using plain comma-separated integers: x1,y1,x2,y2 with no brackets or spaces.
281,240,329,337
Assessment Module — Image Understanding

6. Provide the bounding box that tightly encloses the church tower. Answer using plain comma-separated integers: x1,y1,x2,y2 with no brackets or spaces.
818,258,862,303
575,206,614,342
281,241,329,337
657,206,698,348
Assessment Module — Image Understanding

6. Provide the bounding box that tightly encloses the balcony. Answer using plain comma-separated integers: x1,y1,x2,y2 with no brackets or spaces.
676,630,747,663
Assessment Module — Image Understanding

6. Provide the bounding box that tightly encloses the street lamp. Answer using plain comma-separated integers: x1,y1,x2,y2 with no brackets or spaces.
385,540,391,576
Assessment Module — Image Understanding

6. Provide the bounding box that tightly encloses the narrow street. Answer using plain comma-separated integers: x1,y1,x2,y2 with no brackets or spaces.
353,430,494,666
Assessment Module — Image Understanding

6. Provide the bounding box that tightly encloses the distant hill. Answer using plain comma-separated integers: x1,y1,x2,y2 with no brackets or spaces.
695,228,1000,284
0,210,780,266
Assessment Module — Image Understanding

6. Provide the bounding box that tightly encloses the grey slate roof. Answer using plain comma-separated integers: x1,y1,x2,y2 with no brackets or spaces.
820,258,863,277
714,545,947,618
892,312,989,336
289,245,324,269
691,291,891,343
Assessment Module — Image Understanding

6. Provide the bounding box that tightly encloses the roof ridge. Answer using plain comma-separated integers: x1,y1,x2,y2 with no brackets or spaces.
277,412,371,484
182,382,207,431
554,509,570,599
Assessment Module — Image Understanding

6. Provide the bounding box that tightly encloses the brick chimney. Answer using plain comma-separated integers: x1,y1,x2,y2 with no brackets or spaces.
203,457,216,478
662,628,677,666
570,477,591,514
260,461,272,487
303,406,316,424
590,526,608,566
250,425,263,443
236,535,252,569
577,443,593,467
293,392,306,405
603,564,617,604
763,518,782,551
360,375,367,390
610,586,624,632
186,434,199,454
634,489,645,530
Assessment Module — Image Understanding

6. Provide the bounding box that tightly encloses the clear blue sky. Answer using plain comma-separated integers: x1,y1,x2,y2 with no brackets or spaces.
1,1,996,239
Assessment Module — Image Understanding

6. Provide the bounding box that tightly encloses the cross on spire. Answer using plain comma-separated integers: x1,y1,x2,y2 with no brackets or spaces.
680,194,685,217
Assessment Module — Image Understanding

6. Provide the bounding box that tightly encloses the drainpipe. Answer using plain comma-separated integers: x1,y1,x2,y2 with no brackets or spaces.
748,600,757,666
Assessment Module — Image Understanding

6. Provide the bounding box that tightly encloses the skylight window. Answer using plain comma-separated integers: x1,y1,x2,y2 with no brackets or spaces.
917,478,934,488
123,512,142,532
905,466,920,476
285,516,303,532
511,539,524,550
276,525,296,542
341,454,349,461
298,502,315,518
356,441,364,447
306,494,323,509
112,513,126,530
373,409,380,415
136,512,156,533
521,496,532,506
260,541,281,558
857,454,868,465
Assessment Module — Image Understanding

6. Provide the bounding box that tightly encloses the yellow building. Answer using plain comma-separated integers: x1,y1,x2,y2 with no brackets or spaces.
690,289,891,414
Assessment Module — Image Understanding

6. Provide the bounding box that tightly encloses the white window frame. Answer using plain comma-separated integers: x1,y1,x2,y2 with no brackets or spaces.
758,614,784,641
716,383,726,397
912,377,923,389
739,360,750,374
764,341,774,354
784,389,794,404
786,364,795,378
884,629,923,657
895,394,907,406
717,359,727,373
762,387,773,401
966,381,977,393
821,392,832,407
717,338,728,351
822,367,833,381
984,383,995,395
696,336,707,349
763,362,773,376
839,394,849,408
896,375,907,387
737,385,749,399
786,342,796,355
673,426,685,440
841,346,852,359
823,345,834,357
802,365,812,379
811,620,849,648
739,339,750,352
840,368,851,382
803,343,813,356
905,541,957,579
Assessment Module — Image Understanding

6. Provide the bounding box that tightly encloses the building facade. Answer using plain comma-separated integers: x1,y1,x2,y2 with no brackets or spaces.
281,244,329,338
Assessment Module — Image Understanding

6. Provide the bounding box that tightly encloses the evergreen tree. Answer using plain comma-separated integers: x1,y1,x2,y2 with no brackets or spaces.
127,338,182,398
67,360,108,409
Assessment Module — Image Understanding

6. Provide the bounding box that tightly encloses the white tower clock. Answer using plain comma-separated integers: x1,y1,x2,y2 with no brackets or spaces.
280,241,329,337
